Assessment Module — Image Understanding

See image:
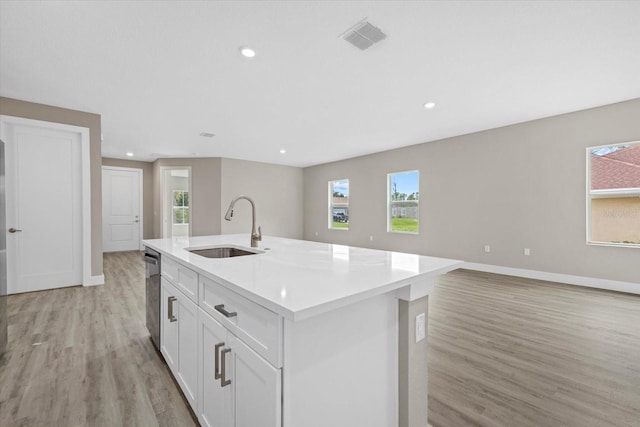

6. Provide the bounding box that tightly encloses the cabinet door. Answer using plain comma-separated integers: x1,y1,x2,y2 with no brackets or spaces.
177,294,199,409
198,309,233,427
230,334,282,427
161,278,179,371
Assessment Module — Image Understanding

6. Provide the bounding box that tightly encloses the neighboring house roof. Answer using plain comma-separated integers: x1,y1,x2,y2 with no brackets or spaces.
591,144,640,190
332,197,349,206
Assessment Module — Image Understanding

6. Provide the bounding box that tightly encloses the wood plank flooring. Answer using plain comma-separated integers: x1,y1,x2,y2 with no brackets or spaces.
1,253,638,426
428,269,640,427
0,252,197,427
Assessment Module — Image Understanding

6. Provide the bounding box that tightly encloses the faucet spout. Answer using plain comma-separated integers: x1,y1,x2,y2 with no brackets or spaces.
224,195,262,248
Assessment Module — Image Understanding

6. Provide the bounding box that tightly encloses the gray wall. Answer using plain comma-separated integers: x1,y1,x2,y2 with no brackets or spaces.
102,157,154,240
152,158,222,238
110,157,303,241
221,158,304,239
304,99,640,284
0,97,103,276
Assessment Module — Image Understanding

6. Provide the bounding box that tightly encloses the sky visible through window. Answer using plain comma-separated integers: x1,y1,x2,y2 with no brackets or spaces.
591,146,627,156
390,171,419,198
332,179,349,196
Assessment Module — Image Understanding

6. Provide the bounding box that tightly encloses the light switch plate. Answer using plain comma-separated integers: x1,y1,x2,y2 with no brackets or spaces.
416,312,426,343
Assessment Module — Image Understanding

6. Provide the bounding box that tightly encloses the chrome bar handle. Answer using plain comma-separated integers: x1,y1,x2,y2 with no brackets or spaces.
214,342,225,380
220,348,232,387
214,304,237,318
168,296,177,322
143,255,158,265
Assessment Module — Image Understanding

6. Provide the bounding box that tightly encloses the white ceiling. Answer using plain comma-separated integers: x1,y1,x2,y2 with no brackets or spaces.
1,1,639,167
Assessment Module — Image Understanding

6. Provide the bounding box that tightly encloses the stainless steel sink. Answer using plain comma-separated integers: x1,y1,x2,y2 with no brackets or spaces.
186,246,262,258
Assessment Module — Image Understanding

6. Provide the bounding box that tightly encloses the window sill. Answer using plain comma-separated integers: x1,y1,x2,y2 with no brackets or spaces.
587,241,640,249
388,231,419,235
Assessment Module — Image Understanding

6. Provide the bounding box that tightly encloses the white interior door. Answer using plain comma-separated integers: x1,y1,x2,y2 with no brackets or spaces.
3,122,82,294
102,167,141,252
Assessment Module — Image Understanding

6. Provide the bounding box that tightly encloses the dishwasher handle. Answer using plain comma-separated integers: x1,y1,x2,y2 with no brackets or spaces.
144,255,159,265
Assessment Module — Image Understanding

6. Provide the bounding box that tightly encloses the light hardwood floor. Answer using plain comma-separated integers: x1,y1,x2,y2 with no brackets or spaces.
429,270,640,427
0,252,197,427
1,253,638,426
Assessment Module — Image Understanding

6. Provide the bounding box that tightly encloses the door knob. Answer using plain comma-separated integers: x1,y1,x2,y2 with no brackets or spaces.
8,228,22,233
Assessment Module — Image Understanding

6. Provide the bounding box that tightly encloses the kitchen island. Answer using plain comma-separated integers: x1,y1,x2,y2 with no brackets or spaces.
143,234,462,427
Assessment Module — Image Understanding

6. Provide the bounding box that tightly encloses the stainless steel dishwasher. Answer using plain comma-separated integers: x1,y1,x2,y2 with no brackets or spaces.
144,247,161,351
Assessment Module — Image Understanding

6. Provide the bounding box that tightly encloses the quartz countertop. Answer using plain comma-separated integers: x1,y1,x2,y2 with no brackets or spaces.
143,234,462,321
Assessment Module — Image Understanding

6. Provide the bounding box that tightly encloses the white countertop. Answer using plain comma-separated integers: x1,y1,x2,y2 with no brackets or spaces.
143,234,463,321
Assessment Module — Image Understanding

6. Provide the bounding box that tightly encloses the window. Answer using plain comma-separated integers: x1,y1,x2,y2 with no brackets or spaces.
173,190,190,225
388,170,419,233
587,141,640,247
329,179,349,230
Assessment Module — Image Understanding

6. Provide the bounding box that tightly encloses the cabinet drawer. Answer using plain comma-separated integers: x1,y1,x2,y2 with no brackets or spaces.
162,256,198,303
200,276,282,368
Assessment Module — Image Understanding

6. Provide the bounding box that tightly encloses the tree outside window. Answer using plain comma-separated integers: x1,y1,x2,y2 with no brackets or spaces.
388,171,419,233
173,190,190,225
329,179,349,230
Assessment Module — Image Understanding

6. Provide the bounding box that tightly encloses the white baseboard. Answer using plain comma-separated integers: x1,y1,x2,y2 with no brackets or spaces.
463,263,639,295
83,274,105,287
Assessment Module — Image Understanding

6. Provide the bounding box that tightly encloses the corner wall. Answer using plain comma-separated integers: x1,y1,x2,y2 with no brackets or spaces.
303,99,640,285
0,96,103,276
152,158,222,238
220,158,304,239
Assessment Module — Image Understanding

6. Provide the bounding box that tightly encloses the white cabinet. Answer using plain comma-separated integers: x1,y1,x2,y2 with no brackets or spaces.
200,275,283,367
162,256,199,303
198,308,281,427
160,278,179,369
161,277,199,410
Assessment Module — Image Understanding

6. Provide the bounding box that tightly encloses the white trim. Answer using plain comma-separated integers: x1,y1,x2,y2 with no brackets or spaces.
328,178,350,230
590,187,640,198
102,165,144,250
587,241,640,249
586,140,640,246
387,170,420,234
84,274,105,286
160,166,192,238
81,127,92,286
464,262,639,295
0,115,95,288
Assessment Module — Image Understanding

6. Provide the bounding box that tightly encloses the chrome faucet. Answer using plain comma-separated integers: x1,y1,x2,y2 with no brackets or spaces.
224,195,262,248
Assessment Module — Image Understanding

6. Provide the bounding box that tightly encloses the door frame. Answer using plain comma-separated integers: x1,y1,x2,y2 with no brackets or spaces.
102,165,144,251
160,166,193,238
0,115,95,287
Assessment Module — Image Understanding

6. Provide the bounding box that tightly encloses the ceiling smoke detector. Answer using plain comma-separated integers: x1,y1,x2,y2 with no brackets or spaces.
340,18,387,51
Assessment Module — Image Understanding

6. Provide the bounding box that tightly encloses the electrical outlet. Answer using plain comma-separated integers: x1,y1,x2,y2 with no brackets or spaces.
415,313,426,343
315,231,318,237
370,235,374,241
484,245,491,253
524,248,531,256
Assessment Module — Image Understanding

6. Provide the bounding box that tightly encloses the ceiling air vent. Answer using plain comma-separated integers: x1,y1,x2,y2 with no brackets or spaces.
341,19,387,51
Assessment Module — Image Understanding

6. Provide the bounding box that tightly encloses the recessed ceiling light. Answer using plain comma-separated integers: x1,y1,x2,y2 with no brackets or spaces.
423,102,436,109
280,149,287,154
126,152,134,157
199,132,215,138
240,47,256,58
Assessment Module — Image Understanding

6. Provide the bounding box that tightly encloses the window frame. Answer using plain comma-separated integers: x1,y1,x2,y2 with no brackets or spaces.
172,190,190,225
328,179,349,231
387,170,420,235
586,141,640,248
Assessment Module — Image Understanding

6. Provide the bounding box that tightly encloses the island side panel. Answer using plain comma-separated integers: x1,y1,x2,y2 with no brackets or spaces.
398,295,429,427
283,292,398,427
